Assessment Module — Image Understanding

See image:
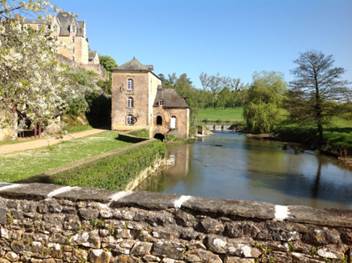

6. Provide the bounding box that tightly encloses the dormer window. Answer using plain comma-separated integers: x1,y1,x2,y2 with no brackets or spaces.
158,100,164,106
127,79,134,91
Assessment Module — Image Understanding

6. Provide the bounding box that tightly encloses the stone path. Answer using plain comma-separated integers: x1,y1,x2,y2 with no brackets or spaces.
0,129,105,155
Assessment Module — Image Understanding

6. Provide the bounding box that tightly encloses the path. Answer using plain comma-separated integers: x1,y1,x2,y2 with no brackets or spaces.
0,129,106,155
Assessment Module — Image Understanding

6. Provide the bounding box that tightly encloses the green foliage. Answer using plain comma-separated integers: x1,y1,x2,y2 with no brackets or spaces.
99,55,117,72
64,67,100,117
243,71,287,133
287,51,350,146
51,140,166,190
97,78,112,95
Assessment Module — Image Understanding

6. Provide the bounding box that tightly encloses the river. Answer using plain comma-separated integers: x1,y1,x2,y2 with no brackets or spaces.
139,132,352,209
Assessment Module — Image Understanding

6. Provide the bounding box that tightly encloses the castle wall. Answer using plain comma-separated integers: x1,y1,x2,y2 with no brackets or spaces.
111,72,150,131
0,183,350,262
74,37,89,65
57,36,75,61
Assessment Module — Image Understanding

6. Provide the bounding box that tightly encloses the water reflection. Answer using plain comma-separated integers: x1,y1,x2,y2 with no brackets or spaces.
138,132,352,209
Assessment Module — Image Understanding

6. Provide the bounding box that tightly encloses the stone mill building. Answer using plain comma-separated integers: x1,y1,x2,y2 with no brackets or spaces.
111,58,190,139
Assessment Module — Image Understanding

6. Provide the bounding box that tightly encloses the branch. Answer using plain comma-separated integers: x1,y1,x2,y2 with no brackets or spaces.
0,5,23,15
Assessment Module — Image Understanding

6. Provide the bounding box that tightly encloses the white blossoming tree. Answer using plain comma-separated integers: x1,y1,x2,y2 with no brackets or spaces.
0,0,93,139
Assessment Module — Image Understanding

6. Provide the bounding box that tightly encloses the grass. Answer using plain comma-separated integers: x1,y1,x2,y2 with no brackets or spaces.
50,140,165,190
64,123,93,133
275,117,352,154
127,129,150,139
0,131,132,182
198,107,244,122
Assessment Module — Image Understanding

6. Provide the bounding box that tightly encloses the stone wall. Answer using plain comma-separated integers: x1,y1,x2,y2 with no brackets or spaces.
0,183,351,262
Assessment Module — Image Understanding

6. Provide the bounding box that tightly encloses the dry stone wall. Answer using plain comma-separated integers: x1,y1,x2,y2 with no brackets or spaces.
0,183,351,262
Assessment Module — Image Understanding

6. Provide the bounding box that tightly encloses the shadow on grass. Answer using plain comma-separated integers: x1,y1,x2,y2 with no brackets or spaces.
116,134,147,143
16,174,57,184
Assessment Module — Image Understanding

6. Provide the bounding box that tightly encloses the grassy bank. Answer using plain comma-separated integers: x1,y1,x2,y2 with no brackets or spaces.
275,118,352,155
0,131,132,182
198,107,243,122
49,140,165,190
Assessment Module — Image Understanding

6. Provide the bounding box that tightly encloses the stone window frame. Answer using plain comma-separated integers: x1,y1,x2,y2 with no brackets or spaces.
127,97,134,108
127,114,134,125
127,78,134,91
170,116,177,130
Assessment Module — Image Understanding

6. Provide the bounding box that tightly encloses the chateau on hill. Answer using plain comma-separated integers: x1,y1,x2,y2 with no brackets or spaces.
112,58,190,139
24,12,103,75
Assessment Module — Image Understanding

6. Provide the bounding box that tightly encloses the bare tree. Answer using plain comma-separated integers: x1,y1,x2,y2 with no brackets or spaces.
200,73,242,107
289,51,349,147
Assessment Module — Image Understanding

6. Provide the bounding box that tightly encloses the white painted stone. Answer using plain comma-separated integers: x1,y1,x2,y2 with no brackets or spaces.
108,191,132,204
46,186,80,198
0,184,22,191
274,205,290,221
173,195,192,209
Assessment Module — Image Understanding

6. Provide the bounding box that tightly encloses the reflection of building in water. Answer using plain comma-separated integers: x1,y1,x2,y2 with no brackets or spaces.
166,144,191,178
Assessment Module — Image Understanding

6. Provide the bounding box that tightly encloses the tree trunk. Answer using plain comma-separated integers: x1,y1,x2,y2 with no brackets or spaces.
314,73,323,149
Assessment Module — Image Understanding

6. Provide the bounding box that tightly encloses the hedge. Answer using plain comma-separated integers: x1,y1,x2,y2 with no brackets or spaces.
50,140,166,190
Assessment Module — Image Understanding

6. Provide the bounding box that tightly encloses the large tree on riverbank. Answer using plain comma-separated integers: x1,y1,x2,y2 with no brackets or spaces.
287,51,350,147
243,71,287,134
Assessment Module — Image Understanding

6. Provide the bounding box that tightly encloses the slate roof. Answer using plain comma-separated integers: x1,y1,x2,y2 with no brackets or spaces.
115,57,154,71
25,12,86,37
153,87,189,109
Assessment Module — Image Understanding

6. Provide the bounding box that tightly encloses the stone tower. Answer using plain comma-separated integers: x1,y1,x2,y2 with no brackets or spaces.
111,58,161,133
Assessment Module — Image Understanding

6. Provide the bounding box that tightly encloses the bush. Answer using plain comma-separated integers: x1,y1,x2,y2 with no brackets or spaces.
50,140,166,190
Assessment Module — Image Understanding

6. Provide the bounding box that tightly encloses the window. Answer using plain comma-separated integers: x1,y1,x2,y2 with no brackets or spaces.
127,97,134,108
158,100,164,106
156,116,163,126
127,79,134,91
170,116,177,129
127,114,134,125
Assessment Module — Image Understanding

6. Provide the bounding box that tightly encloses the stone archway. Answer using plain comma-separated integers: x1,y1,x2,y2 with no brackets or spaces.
154,133,165,141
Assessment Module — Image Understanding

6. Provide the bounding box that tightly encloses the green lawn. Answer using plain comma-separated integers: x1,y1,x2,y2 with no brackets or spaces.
0,131,132,182
198,107,244,122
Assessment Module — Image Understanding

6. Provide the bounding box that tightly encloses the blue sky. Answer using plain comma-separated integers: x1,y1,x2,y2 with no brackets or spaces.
53,0,352,88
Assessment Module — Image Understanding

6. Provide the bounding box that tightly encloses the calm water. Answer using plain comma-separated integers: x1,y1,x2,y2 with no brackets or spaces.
139,132,352,209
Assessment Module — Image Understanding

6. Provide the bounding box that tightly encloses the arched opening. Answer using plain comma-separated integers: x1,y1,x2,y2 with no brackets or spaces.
156,115,163,126
170,116,177,129
154,133,165,141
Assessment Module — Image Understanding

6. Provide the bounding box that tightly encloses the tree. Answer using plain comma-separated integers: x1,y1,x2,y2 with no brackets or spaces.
99,55,117,72
200,73,243,108
97,55,117,95
243,71,287,133
0,1,90,138
288,51,350,146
